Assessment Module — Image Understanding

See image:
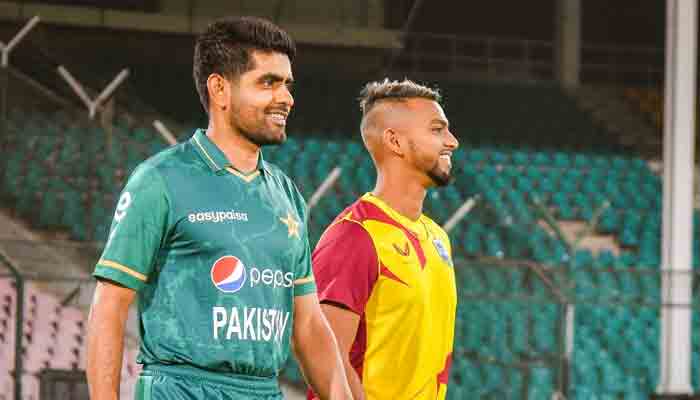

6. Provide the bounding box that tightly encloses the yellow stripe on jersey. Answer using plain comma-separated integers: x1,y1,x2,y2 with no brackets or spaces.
225,167,260,183
193,135,221,170
98,259,147,281
294,275,315,285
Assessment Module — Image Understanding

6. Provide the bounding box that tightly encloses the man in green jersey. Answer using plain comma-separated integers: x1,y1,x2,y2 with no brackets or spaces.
86,16,352,400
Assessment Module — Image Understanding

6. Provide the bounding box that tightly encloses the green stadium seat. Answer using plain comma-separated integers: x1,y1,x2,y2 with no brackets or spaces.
5,85,694,400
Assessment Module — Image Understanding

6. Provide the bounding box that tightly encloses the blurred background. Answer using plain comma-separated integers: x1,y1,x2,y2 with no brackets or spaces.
0,1,697,399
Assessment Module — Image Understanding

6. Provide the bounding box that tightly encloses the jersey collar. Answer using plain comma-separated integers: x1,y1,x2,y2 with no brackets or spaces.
361,193,430,241
191,129,272,177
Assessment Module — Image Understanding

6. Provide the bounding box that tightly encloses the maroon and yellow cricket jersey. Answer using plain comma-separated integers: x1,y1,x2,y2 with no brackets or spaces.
310,193,457,400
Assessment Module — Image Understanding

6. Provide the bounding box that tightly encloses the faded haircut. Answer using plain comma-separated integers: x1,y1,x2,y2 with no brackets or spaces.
358,78,441,116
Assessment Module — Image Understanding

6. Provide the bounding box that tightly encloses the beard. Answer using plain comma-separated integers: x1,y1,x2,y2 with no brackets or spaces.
427,159,453,187
239,126,286,147
229,112,287,147
408,139,452,187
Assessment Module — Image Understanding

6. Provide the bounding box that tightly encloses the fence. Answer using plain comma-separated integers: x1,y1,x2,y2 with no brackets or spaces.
390,31,664,86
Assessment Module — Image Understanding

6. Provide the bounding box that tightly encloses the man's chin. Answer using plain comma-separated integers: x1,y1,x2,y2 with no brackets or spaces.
427,169,452,187
265,130,286,146
245,129,286,146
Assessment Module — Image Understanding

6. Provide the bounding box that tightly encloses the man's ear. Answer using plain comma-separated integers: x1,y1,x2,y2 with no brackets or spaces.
382,128,405,157
207,73,230,111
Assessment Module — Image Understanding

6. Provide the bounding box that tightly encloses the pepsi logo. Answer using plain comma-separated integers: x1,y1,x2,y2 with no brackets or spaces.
211,256,247,293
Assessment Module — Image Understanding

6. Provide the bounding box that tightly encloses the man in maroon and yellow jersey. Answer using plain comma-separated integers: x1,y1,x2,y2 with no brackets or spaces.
308,79,459,400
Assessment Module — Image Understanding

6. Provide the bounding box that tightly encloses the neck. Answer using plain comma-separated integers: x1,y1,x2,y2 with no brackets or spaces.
206,117,259,173
372,167,427,221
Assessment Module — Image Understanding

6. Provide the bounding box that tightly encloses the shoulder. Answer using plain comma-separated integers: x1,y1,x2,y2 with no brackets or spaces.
423,215,447,236
262,159,308,208
129,141,206,187
142,141,199,173
421,215,452,249
317,219,374,251
312,219,380,296
263,160,297,191
422,215,447,235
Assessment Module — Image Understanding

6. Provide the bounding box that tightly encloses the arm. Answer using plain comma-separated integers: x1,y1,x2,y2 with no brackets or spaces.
86,279,136,400
319,303,366,400
87,166,168,399
292,293,353,400
307,219,378,400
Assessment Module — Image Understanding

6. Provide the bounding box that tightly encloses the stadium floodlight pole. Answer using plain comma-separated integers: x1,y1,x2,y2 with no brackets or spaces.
658,0,696,396
57,66,129,119
153,120,178,145
307,167,342,212
442,195,479,233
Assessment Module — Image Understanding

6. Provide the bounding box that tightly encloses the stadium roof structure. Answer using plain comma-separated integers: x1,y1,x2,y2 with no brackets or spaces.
0,0,402,49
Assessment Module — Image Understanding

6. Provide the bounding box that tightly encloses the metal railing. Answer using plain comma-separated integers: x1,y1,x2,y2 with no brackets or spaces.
391,31,664,86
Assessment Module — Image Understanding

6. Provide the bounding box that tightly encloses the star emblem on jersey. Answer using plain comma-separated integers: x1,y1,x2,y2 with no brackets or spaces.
280,212,300,239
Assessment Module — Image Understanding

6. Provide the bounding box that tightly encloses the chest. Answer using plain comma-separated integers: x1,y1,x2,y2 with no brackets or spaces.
367,227,457,316
166,173,305,269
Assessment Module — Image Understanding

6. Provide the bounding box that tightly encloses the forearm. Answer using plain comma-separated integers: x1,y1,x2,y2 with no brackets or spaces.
293,318,352,400
86,289,130,400
342,356,365,400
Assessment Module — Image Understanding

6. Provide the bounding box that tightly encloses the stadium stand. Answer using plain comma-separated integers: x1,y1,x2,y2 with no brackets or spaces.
625,87,664,130
1,77,697,399
0,278,141,400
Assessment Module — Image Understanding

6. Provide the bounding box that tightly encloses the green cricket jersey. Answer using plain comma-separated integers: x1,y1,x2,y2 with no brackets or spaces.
93,129,316,378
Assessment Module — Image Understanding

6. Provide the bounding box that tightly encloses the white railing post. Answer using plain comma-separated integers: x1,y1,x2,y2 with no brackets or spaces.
307,167,342,212
153,120,178,146
443,195,479,233
0,16,40,68
57,66,129,120
57,66,93,111
93,69,129,118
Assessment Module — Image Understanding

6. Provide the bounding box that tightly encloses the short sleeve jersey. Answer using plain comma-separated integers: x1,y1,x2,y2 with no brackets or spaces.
93,129,315,378
310,193,457,400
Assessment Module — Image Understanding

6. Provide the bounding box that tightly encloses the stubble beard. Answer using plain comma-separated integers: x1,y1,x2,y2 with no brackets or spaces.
427,160,452,187
230,113,286,147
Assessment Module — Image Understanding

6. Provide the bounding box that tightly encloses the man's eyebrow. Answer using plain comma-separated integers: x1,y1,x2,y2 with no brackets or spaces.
430,118,448,126
258,73,294,83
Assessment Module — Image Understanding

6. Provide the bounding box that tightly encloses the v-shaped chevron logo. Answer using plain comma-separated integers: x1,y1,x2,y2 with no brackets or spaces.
392,242,411,257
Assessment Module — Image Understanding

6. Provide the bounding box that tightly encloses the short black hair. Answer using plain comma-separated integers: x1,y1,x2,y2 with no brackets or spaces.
359,78,441,116
193,16,296,114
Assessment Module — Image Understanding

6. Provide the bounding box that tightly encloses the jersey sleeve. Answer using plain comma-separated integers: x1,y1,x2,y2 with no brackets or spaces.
293,234,317,297
289,180,316,297
312,220,379,315
93,165,170,291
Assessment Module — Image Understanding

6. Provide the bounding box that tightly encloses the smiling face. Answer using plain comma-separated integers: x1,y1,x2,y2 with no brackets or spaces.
223,50,294,146
401,99,459,187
